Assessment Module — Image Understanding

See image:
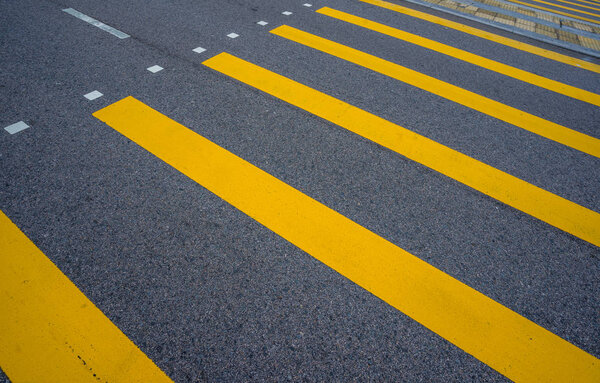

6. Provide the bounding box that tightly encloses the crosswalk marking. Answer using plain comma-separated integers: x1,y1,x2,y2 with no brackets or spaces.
0,211,172,383
543,0,600,12
573,0,600,8
360,0,600,73
203,52,600,247
271,25,600,158
317,7,600,107
93,96,600,382
508,0,600,22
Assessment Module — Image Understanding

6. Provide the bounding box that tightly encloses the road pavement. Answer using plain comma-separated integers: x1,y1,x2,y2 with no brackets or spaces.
1,0,599,381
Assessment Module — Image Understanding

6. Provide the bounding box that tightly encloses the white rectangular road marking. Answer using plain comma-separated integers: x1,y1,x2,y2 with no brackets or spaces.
227,33,239,38
282,11,293,15
62,8,129,39
147,65,164,73
4,121,29,135
257,21,268,26
303,3,313,6
84,90,103,100
193,47,206,53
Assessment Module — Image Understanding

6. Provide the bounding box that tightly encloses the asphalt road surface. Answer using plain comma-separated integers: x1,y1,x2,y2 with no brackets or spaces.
1,0,599,381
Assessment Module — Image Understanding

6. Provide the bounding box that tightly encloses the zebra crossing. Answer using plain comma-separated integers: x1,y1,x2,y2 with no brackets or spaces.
1,0,599,381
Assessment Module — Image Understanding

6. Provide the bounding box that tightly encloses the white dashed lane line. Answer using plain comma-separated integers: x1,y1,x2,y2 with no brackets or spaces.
84,91,103,101
282,11,293,15
62,8,130,39
193,47,207,53
4,121,30,135
147,65,164,73
227,33,240,38
257,21,269,26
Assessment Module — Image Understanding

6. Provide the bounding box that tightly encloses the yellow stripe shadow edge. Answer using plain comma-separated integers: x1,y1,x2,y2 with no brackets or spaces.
316,7,600,108
270,25,600,159
0,211,173,383
360,0,600,73
203,52,600,248
92,95,600,382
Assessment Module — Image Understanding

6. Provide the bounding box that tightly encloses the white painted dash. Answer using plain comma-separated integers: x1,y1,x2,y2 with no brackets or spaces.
282,11,293,15
227,33,239,38
84,90,103,100
4,121,29,135
193,47,206,54
147,65,164,73
257,21,268,26
63,8,129,39
303,3,313,7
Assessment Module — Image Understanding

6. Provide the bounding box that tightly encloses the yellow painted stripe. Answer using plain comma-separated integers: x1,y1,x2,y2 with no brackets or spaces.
270,25,600,158
0,211,172,382
542,0,600,12
509,0,600,21
93,95,600,382
517,0,600,22
569,0,600,8
203,52,600,247
360,0,600,73
317,7,600,107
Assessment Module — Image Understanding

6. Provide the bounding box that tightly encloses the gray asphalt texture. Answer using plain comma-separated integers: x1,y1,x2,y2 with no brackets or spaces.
1,0,599,381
